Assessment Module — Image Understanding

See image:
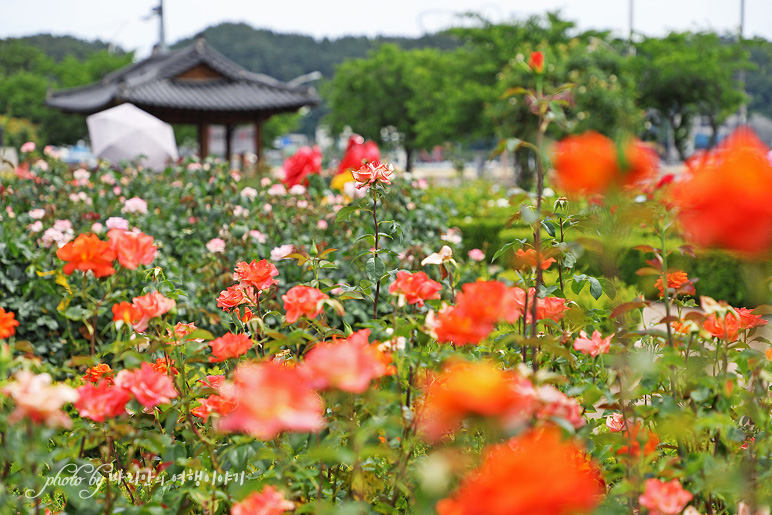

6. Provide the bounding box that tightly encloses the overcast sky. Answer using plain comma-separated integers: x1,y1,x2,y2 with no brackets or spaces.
1,0,768,58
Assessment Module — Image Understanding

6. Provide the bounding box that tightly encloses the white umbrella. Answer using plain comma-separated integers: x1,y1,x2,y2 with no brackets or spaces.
87,103,178,171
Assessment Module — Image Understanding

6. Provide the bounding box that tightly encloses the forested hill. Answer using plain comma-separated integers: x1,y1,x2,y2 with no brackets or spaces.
10,34,120,62
172,22,460,82
12,23,458,83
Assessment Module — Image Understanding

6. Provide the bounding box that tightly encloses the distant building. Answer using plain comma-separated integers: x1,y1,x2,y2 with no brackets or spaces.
46,34,319,163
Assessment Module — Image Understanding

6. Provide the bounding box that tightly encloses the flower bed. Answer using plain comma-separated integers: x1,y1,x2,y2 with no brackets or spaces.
1,123,772,515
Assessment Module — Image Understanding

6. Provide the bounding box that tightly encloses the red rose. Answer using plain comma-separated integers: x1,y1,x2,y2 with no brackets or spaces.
528,51,545,73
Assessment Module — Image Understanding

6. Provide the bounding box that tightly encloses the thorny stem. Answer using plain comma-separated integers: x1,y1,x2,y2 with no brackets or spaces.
372,188,381,320
684,333,694,367
557,217,566,332
659,223,674,347
107,435,135,504
522,288,529,364
529,109,547,371
186,409,220,472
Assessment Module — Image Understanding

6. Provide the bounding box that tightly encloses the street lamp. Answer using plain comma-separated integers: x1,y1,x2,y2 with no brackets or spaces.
287,71,323,88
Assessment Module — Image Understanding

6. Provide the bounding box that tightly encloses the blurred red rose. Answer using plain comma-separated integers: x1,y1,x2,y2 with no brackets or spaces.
337,134,380,175
282,145,322,187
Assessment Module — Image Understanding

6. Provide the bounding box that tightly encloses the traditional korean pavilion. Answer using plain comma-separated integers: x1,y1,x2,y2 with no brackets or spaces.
46,35,320,161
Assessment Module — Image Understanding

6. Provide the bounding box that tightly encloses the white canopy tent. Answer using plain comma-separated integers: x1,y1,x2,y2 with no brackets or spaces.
87,104,178,171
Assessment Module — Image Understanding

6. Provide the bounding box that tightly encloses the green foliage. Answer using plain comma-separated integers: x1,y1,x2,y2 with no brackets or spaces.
0,38,133,146
616,246,772,306
633,32,751,156
488,35,641,188
0,115,39,149
13,34,120,62
0,156,453,357
747,38,772,119
174,23,459,83
323,45,452,170
442,12,580,142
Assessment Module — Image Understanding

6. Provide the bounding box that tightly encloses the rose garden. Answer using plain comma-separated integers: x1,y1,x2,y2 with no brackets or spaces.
2,16,772,515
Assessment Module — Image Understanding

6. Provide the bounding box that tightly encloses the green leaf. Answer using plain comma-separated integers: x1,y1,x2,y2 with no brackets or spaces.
542,220,556,238
520,205,538,224
588,277,603,300
690,388,710,403
335,205,359,223
599,278,616,300
562,252,576,269
63,305,89,321
366,257,385,281
185,329,214,341
571,274,587,295
492,241,516,263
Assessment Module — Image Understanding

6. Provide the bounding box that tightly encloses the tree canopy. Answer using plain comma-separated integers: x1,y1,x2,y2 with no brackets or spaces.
0,37,132,146
1,19,769,167
633,32,750,159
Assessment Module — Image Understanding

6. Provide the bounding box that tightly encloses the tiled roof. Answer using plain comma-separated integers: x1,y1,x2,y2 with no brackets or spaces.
46,37,319,115
122,79,313,111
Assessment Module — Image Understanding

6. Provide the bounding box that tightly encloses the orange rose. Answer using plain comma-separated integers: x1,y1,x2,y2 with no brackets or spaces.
0,307,20,339
528,51,544,73
437,428,603,515
671,127,772,254
282,285,329,324
388,270,442,307
234,260,279,291
209,332,253,362
654,270,692,297
107,229,156,270
56,233,116,278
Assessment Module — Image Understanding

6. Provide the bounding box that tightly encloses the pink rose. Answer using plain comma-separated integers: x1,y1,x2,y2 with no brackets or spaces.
115,363,178,408
639,479,693,515
106,217,130,231
270,244,294,261
606,412,625,432
2,371,78,428
352,160,394,189
249,230,267,244
206,238,226,254
573,330,613,357
467,248,485,262
122,197,148,215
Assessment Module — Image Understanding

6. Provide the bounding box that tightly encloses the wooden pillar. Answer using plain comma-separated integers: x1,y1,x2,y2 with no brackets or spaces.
198,123,209,158
254,119,264,166
225,124,233,167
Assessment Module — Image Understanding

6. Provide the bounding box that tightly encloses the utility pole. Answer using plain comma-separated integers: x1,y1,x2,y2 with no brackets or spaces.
628,0,636,55
738,0,747,125
153,0,167,53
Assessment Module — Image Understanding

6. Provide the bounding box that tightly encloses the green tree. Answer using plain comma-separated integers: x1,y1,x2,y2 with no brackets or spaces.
487,37,640,189
438,13,582,145
633,32,750,158
746,38,772,119
0,39,132,146
323,44,449,171
0,40,53,76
